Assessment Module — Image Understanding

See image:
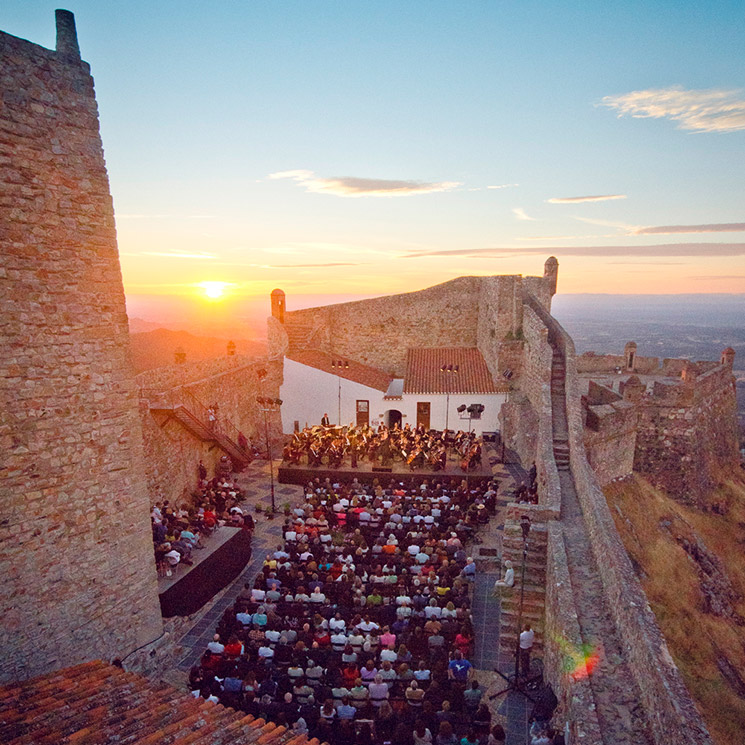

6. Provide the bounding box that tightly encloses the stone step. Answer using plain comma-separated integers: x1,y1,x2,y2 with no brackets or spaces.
501,593,546,610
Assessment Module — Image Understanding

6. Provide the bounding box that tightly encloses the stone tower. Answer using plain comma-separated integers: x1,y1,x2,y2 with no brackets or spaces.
271,288,286,323
0,11,162,682
543,256,559,296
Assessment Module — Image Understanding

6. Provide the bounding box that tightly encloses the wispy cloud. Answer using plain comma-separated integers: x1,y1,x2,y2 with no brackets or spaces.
401,242,745,259
269,262,363,268
573,216,641,232
689,275,745,281
631,222,745,235
141,251,217,260
547,194,627,204
116,213,216,220
600,86,745,133
268,169,460,197
268,169,314,181
487,183,518,190
512,207,536,221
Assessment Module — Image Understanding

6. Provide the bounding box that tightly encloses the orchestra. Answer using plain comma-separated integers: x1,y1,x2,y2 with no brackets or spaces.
280,422,482,473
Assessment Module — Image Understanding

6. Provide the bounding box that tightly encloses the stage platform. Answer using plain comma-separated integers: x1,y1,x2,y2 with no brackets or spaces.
278,450,497,487
158,525,252,618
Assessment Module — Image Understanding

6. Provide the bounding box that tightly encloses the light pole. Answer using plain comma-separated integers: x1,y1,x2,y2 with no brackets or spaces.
331,359,349,426
256,368,282,515
440,363,459,430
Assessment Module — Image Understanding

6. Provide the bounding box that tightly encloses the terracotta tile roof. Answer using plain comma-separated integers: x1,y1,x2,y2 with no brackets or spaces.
0,660,321,745
403,347,499,394
287,350,392,392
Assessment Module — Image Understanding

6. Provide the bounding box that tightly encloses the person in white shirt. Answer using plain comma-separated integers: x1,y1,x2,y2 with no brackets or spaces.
494,560,515,589
207,634,224,654
519,624,535,677
329,613,346,631
310,587,326,604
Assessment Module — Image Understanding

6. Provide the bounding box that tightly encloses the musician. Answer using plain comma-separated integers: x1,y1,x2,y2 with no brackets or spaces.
321,413,331,427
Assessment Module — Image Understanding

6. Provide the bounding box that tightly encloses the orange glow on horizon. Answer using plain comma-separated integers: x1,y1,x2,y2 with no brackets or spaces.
199,281,231,300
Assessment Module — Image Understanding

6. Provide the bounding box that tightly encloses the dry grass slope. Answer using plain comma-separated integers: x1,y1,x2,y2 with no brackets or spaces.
605,473,745,745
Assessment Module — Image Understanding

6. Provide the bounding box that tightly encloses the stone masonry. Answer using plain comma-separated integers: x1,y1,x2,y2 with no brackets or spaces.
0,12,162,682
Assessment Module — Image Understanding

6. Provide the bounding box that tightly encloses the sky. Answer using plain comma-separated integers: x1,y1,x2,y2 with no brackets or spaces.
4,1,745,305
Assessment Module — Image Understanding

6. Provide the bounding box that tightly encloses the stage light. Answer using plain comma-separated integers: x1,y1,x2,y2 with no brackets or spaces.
520,514,531,541
457,404,467,413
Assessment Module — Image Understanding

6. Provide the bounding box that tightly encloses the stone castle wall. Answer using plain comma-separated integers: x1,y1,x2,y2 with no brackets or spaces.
136,356,282,506
634,366,739,504
282,276,482,377
577,351,738,499
583,383,638,486
279,272,554,380
0,16,162,682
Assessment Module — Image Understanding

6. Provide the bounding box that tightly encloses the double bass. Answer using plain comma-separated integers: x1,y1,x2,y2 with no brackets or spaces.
460,442,481,472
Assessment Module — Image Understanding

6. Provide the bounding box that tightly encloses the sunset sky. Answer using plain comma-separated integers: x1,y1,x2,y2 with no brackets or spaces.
5,1,745,302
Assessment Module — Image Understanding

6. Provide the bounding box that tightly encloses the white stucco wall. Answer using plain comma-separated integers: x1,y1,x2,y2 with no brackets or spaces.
280,359,388,432
380,393,506,435
281,360,506,435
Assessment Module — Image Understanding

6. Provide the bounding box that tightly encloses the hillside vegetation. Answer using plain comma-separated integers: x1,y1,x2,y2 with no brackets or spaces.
605,473,745,744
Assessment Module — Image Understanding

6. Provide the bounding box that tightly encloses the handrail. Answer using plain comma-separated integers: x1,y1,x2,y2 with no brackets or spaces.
139,386,247,453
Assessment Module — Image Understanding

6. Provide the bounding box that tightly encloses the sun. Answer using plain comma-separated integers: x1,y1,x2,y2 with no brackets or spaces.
199,281,230,300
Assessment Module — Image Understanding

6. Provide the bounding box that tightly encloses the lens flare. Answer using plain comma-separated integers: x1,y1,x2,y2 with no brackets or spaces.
550,632,601,680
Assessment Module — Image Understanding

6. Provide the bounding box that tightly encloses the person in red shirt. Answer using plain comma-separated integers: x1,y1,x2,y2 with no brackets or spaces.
223,635,243,658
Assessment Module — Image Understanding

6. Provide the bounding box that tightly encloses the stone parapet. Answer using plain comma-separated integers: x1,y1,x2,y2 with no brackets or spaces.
544,522,603,744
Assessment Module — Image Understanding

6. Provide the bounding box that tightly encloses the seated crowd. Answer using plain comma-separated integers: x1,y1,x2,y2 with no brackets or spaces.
189,476,509,745
152,467,253,577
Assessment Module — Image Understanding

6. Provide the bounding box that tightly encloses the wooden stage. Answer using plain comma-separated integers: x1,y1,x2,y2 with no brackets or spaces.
278,450,496,487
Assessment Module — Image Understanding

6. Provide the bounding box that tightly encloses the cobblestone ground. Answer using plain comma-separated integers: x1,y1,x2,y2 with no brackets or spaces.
560,470,653,745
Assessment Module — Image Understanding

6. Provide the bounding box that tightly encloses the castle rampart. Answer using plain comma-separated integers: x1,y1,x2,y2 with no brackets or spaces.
577,346,738,500
546,308,712,744
0,14,162,682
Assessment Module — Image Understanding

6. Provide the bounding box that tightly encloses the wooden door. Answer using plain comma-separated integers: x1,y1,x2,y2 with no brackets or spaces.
416,401,430,430
356,400,369,426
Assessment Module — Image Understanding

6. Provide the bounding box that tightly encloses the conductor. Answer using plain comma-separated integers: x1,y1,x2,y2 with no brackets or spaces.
321,413,331,427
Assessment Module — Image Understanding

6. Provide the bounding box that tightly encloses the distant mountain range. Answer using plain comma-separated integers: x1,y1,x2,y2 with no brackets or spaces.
129,326,266,373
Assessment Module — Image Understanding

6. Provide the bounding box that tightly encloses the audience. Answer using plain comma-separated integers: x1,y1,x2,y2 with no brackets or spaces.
188,473,505,743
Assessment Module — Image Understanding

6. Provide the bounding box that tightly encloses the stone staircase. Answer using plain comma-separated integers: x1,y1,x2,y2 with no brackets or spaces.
551,347,570,470
146,393,251,471
498,519,547,660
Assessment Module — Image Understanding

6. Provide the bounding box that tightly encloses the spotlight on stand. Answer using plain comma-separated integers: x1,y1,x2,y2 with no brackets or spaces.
520,514,531,542
457,404,467,413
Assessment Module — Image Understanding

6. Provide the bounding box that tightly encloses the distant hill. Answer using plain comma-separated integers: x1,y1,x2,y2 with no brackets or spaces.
128,317,167,334
129,328,266,373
